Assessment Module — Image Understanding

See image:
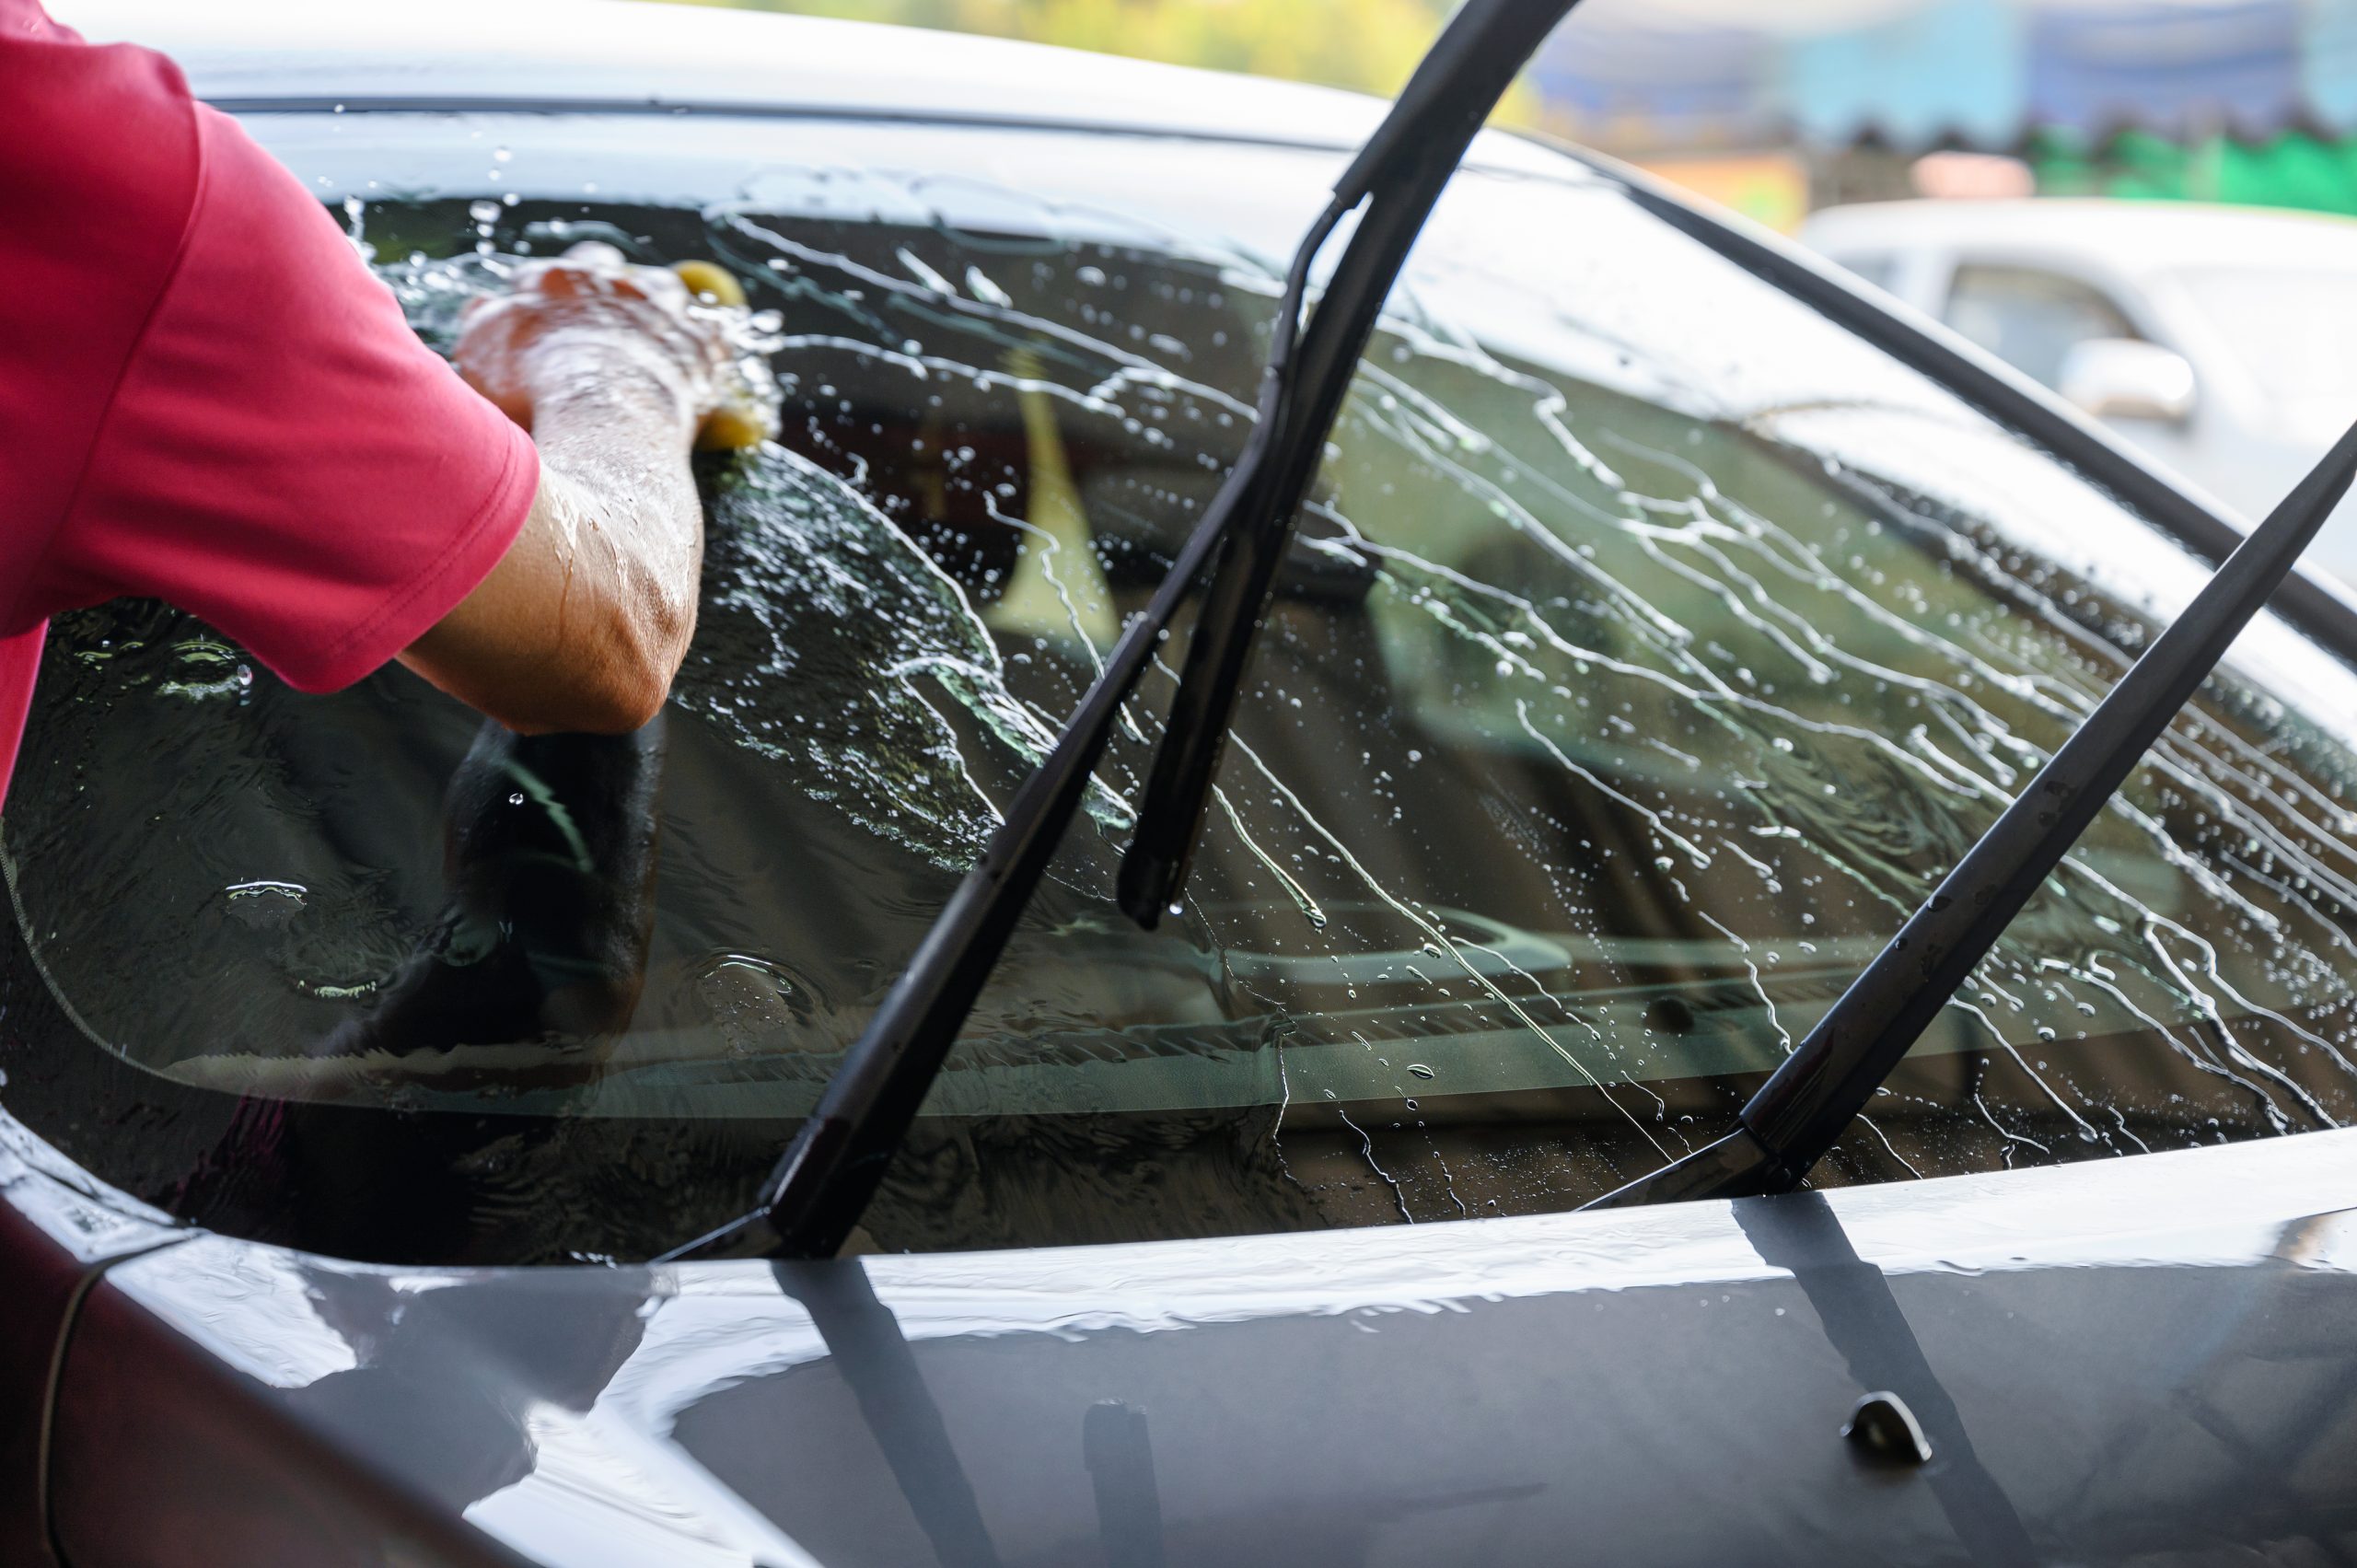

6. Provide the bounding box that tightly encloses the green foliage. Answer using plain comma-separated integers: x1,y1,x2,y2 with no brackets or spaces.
645,0,1455,101
2030,127,2357,215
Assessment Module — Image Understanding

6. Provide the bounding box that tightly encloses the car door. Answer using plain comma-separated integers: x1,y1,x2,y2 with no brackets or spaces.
1936,257,2213,482
1939,259,2143,390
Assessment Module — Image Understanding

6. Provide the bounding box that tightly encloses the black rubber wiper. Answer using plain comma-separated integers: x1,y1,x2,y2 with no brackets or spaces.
1115,0,1577,927
664,0,1581,1262
1588,418,2357,1210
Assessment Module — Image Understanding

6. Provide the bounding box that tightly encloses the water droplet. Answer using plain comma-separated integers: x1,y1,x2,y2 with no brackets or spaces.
468,199,502,225
1408,1063,1434,1080
223,880,308,930
507,792,525,806
696,952,803,1058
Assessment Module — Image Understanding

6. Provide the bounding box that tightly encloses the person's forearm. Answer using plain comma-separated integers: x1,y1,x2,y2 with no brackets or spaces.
400,366,705,736
529,365,705,668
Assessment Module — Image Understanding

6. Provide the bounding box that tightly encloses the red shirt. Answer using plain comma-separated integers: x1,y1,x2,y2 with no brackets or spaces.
0,1,536,810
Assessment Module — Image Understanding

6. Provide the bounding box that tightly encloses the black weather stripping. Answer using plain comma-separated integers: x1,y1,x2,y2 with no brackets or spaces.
1589,416,2357,1211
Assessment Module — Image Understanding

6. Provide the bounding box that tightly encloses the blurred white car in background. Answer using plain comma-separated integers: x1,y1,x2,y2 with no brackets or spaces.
1805,198,2357,580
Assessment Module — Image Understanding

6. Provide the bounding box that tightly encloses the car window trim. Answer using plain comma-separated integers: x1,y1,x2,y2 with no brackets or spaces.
211,93,1564,180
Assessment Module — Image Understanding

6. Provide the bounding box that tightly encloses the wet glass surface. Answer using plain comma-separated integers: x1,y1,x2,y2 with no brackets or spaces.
8,118,2357,1263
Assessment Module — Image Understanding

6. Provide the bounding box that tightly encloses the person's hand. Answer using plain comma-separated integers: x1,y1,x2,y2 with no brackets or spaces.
454,240,731,443
410,242,776,735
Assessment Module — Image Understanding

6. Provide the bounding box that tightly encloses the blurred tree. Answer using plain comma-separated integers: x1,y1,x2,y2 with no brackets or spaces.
646,0,1498,108
2032,127,2357,215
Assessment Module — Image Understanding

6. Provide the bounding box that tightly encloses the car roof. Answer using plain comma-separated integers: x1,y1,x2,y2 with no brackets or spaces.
49,0,1556,177
1802,197,2357,277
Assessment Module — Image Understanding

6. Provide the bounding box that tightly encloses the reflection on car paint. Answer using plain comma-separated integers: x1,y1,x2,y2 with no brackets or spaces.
72,1128,2357,1566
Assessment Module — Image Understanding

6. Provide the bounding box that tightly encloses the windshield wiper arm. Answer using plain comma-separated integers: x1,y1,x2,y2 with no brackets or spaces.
665,0,1583,1263
1588,418,2357,1211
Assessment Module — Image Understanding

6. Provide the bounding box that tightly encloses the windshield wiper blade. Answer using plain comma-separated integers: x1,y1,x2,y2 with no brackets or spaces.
1115,0,1574,928
664,0,1583,1263
1588,418,2357,1211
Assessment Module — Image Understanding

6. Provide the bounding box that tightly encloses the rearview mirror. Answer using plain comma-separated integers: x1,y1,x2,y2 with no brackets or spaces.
2058,337,2197,425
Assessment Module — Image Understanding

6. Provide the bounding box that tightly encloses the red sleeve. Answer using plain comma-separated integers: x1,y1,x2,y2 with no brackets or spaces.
44,103,538,694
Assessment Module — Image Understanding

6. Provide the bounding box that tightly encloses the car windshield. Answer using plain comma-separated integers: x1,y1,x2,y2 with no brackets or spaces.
2175,264,2357,406
10,113,2357,1265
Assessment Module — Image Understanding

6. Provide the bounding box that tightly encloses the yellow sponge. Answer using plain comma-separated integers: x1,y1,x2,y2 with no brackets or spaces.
692,403,772,452
671,259,746,308
670,261,770,450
